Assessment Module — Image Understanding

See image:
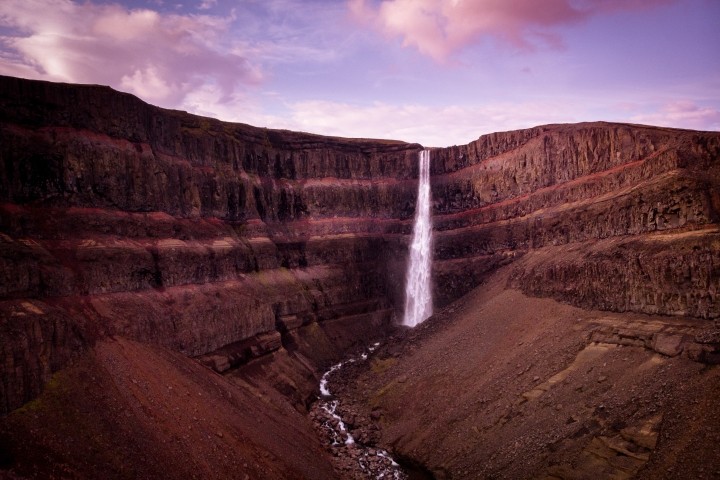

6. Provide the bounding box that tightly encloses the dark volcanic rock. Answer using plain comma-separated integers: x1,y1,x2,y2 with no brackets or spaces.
429,123,720,315
0,76,420,415
341,270,720,480
1,75,719,479
2,75,719,413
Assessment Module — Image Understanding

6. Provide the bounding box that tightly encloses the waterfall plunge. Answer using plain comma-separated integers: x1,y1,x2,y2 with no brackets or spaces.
403,149,433,327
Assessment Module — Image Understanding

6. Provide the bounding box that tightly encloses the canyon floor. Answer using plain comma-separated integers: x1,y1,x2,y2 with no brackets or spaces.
331,265,720,480
3,259,718,480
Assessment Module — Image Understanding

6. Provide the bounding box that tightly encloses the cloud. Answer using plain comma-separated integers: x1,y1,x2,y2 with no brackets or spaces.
275,99,580,146
258,96,720,147
631,101,720,132
230,0,350,66
349,0,675,61
198,0,217,10
0,0,261,105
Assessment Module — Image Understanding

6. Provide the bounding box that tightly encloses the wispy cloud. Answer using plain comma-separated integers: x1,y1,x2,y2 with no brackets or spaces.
231,0,351,66
198,0,217,10
349,0,675,61
274,99,581,146
0,0,261,104
631,101,720,132
255,96,720,146
0,0,715,147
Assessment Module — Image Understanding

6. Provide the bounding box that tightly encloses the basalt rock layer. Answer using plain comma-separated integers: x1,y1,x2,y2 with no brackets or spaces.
0,76,423,418
1,76,719,479
335,113,720,479
429,124,720,313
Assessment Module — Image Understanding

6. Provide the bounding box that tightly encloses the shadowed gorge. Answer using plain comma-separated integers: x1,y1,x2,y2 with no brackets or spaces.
1,76,719,479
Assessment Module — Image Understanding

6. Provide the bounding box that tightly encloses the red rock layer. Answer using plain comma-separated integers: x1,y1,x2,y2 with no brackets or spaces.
1,76,718,416
0,76,420,415
341,266,720,480
428,123,720,314
0,336,337,479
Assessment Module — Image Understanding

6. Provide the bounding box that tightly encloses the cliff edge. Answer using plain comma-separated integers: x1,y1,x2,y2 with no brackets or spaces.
1,76,718,479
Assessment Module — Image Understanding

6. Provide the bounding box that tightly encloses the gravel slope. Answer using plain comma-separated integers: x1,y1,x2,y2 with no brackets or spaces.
334,266,720,479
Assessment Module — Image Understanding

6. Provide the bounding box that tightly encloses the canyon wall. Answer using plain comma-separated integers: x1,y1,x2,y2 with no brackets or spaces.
339,126,720,479
428,123,720,317
1,76,719,418
0,76,421,414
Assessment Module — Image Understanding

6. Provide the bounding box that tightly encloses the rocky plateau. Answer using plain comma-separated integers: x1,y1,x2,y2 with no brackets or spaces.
0,75,718,479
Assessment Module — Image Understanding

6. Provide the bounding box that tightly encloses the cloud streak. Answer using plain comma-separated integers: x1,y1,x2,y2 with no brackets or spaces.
278,99,581,146
0,0,715,146
631,101,720,132
349,0,675,60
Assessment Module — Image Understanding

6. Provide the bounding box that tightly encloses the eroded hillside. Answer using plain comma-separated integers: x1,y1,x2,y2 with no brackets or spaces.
0,75,424,417
1,76,718,479
337,267,720,479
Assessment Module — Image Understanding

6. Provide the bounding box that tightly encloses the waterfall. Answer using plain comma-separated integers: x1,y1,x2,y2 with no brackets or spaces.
403,149,433,327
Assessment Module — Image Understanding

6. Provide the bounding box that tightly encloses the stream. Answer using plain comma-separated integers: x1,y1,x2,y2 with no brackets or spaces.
309,342,408,479
309,148,436,479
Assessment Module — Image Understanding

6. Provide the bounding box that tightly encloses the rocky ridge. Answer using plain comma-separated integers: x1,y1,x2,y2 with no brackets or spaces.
429,124,719,312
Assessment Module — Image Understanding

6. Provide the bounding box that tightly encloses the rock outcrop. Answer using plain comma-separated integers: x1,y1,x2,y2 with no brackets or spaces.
330,106,720,480
0,76,423,416
428,123,719,314
1,76,719,479
339,269,720,480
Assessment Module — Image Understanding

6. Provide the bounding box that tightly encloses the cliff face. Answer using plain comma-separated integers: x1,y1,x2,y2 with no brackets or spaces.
333,121,719,480
0,76,422,415
2,76,719,414
429,123,720,316
1,76,719,479
341,269,720,480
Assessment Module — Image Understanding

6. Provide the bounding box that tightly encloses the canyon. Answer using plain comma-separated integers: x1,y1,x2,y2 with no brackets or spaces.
0,75,718,479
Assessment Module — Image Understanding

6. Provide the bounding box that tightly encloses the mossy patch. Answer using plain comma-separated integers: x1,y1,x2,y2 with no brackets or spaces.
12,370,68,416
369,381,400,409
370,357,397,374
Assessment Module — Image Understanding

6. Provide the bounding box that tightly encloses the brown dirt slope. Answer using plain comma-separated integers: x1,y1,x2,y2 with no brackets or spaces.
0,336,336,480
339,265,720,479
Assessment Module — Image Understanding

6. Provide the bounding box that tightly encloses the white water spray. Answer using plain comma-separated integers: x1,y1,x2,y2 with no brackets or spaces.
403,149,433,327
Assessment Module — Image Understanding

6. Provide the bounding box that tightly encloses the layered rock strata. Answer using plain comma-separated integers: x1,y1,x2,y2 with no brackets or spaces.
0,75,421,415
429,123,719,313
2,76,719,416
1,75,719,479
339,268,720,480
332,112,720,479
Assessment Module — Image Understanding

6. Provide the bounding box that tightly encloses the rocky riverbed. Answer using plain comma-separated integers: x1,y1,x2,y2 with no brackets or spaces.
309,343,409,480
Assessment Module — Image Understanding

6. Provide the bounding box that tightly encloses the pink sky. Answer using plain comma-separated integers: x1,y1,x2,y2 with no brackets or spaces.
0,0,718,146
